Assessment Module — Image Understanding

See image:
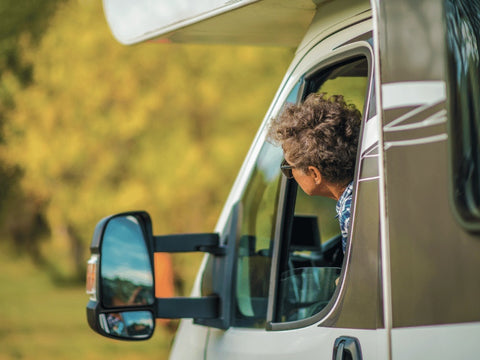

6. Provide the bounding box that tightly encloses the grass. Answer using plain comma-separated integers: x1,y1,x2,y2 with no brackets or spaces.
0,246,175,360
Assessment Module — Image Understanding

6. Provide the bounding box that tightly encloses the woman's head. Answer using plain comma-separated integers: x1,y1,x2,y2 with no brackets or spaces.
268,93,361,186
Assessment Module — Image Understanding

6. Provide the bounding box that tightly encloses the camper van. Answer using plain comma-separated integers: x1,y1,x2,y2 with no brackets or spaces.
86,0,480,358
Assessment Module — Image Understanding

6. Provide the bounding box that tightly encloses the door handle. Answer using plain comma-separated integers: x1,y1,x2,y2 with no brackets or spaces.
333,336,362,360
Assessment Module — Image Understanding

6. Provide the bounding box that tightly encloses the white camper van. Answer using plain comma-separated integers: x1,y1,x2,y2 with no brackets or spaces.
86,0,480,359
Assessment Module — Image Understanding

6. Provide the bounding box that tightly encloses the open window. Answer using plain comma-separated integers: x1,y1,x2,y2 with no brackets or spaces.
269,54,371,328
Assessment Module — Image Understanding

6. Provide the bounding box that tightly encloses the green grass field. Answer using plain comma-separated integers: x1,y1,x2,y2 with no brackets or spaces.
0,247,175,360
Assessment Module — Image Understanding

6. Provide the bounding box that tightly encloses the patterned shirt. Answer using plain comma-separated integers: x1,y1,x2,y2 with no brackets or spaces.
336,181,353,253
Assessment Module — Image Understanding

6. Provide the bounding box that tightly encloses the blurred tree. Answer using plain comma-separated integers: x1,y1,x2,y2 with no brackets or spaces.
0,0,66,89
0,0,66,262
2,0,294,283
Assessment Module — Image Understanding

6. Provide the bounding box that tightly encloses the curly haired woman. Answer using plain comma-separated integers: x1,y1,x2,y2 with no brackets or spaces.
268,92,361,253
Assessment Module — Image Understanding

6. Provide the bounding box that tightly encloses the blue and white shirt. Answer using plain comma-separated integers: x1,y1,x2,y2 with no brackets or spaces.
336,181,353,253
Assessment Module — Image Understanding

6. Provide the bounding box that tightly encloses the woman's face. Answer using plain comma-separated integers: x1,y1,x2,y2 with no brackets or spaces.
284,155,318,196
292,167,318,196
284,155,335,199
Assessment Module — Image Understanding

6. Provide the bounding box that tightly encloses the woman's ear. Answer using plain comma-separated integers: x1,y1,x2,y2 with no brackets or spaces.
307,166,323,185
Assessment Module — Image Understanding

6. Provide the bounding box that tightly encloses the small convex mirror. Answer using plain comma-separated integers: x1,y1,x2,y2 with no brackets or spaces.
99,310,154,340
100,215,154,307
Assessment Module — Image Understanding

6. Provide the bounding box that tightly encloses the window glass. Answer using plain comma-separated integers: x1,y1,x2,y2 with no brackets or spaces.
275,57,368,323
234,142,283,327
234,82,302,328
446,0,480,228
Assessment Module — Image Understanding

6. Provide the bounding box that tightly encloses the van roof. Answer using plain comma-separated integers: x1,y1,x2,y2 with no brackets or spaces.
103,0,370,47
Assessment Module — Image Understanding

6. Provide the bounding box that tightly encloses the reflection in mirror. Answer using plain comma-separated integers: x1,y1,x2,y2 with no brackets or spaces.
101,215,154,308
99,310,154,339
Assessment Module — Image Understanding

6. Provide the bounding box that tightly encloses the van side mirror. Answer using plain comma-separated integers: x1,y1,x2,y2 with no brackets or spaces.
100,215,155,308
86,210,237,340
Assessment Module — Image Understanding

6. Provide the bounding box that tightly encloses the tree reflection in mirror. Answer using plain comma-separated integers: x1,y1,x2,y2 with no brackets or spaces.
100,215,154,308
99,310,154,339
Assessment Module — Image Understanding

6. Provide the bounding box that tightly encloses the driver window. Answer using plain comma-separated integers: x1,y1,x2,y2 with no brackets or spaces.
234,142,283,328
233,81,302,328
275,56,369,323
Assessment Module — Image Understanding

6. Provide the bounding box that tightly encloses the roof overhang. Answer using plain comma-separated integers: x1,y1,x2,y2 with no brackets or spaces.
102,0,318,46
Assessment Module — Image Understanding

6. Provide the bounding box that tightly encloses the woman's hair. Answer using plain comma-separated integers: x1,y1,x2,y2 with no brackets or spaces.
268,92,361,185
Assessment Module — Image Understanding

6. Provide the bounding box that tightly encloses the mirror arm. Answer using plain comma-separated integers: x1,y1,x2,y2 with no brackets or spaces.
153,233,225,255
156,296,219,319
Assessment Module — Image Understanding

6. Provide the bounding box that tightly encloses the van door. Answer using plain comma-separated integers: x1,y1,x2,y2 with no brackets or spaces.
205,20,389,360
374,0,480,358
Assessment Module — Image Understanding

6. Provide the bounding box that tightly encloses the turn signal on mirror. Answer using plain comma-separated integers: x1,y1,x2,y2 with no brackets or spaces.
86,254,98,301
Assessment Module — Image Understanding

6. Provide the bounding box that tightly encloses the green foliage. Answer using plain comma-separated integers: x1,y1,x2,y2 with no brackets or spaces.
0,0,66,271
0,0,66,85
1,0,294,285
0,244,174,360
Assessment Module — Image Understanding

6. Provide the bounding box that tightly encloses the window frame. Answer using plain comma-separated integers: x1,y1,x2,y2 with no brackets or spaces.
266,45,374,331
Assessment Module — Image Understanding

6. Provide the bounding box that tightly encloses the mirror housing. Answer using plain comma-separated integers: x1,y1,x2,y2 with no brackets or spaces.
86,209,238,340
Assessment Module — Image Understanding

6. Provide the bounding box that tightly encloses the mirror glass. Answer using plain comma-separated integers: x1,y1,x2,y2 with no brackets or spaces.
99,310,154,339
101,215,154,308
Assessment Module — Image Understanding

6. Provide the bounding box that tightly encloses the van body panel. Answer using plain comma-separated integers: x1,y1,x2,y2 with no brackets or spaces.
376,0,445,84
168,319,209,359
376,0,480,328
372,0,480,357
391,322,480,360
296,0,370,54
206,326,388,359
